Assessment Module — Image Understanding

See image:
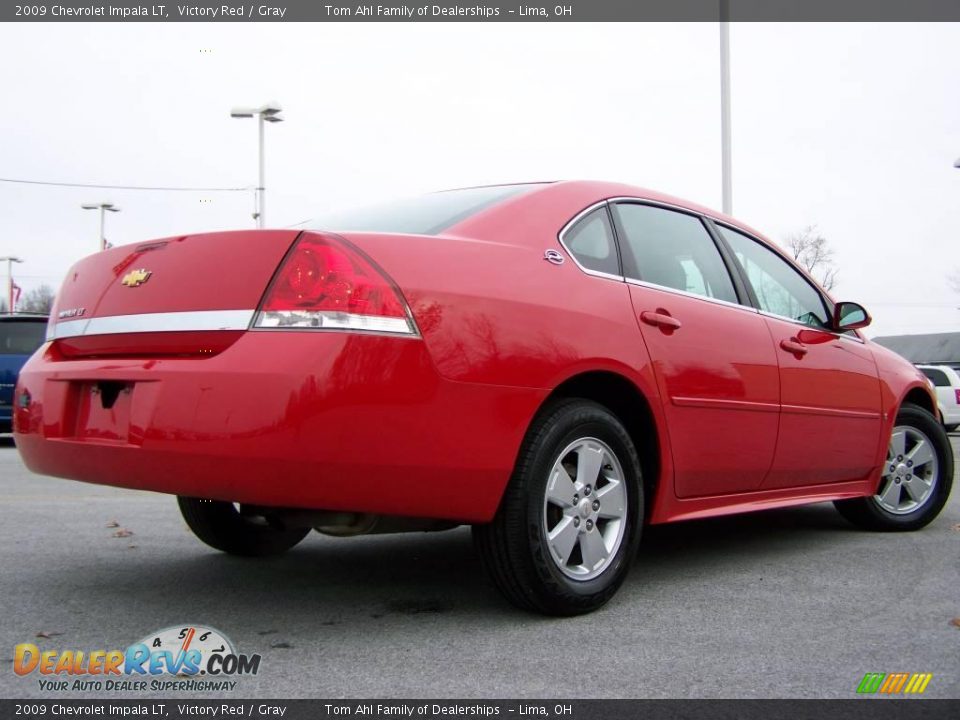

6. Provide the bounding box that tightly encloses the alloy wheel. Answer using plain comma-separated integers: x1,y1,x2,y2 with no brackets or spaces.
874,425,939,515
542,437,628,580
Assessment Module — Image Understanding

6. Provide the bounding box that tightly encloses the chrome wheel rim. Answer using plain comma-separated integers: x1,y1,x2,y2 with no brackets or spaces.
542,437,628,581
874,425,939,515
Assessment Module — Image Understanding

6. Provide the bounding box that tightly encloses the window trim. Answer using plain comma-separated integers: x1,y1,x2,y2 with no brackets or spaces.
622,276,761,315
556,197,863,343
608,198,748,307
557,201,625,282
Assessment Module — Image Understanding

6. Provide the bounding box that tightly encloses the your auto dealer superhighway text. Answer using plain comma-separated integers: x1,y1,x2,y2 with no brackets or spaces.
47,5,288,18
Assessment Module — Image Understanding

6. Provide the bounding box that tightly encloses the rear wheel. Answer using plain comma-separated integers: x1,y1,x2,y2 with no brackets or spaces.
473,399,643,616
178,497,309,557
834,403,953,531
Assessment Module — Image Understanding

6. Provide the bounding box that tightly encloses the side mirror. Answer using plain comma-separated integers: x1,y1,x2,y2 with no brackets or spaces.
833,301,871,332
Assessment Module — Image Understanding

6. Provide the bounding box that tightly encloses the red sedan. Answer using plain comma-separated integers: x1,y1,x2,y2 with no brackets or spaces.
14,181,953,615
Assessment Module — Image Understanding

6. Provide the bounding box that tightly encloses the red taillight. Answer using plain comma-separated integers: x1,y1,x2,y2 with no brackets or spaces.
955,389,960,404
255,232,416,335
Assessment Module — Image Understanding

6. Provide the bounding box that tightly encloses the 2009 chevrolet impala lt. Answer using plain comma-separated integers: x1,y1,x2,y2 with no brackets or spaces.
14,181,953,615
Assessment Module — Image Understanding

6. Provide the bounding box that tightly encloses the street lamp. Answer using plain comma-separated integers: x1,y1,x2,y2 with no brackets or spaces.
0,256,23,314
719,0,732,215
230,102,284,229
81,202,121,252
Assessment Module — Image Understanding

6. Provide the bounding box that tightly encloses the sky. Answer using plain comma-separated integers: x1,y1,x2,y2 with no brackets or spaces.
0,21,958,337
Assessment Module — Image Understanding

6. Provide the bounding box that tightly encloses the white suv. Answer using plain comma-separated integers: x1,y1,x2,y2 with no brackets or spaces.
917,364,960,432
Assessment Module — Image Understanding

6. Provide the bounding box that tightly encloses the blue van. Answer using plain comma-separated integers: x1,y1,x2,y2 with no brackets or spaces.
0,314,48,433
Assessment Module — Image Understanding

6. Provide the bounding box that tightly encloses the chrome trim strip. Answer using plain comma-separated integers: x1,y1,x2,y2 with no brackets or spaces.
671,396,779,413
48,310,256,340
757,310,866,344
624,277,758,314
758,309,830,328
781,403,881,420
605,195,719,220
556,200,625,282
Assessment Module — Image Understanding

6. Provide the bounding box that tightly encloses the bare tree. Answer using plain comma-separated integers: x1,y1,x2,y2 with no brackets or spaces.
18,284,56,314
949,268,960,294
786,225,838,291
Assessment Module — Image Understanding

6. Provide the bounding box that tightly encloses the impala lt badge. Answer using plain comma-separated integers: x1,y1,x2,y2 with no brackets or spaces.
121,269,152,287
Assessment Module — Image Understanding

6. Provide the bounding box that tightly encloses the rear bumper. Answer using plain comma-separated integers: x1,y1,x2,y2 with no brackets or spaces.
14,332,546,523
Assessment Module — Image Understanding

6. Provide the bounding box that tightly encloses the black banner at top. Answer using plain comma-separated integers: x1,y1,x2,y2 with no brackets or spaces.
0,700,959,720
5,0,960,22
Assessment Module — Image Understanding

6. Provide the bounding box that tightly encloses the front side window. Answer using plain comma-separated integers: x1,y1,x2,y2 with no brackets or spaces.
561,206,620,276
612,203,737,304
717,225,830,328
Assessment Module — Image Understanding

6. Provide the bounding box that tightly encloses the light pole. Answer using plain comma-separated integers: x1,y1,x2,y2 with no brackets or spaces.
719,0,732,215
81,202,121,251
0,256,23,314
230,102,284,228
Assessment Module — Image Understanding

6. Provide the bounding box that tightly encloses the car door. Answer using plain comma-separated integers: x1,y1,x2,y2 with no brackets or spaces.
608,201,780,498
713,223,883,488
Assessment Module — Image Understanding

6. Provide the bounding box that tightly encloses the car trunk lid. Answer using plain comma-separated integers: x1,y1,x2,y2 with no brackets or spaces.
48,230,301,358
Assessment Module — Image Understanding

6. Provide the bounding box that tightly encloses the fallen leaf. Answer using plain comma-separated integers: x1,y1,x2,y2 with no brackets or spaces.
952,523,960,532
950,617,960,629
112,529,134,538
105,521,120,528
270,641,292,649
127,545,138,550
36,631,62,639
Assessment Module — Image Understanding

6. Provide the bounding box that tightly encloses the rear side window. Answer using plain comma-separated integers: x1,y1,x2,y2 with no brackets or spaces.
308,183,543,235
0,321,46,355
717,225,830,328
561,207,620,276
921,368,949,387
612,203,737,303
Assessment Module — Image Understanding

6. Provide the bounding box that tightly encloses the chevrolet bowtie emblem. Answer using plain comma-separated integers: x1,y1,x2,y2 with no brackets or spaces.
121,269,152,288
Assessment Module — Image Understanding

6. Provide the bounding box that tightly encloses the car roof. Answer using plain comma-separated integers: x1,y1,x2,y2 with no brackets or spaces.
474,179,774,243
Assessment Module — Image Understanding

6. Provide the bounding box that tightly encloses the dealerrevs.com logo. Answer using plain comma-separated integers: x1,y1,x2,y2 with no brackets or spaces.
856,672,933,695
14,625,261,693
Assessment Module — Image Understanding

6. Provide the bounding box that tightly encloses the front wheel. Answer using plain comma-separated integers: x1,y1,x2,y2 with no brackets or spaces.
178,497,310,557
473,399,643,616
834,403,954,531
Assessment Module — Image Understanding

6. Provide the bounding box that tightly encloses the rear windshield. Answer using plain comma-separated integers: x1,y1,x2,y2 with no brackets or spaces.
0,320,47,355
308,183,544,235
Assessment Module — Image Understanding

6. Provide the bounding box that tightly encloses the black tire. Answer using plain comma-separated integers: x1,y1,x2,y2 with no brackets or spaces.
178,497,309,557
473,399,643,616
834,403,954,531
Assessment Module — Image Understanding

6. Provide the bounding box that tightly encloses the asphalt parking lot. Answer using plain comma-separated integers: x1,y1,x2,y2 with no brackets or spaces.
1,434,957,700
